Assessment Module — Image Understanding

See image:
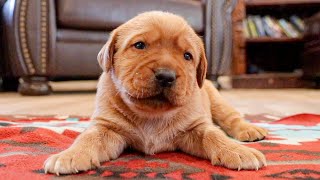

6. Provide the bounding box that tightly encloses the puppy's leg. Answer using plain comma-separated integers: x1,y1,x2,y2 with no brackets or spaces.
204,81,267,142
177,123,266,170
44,124,126,175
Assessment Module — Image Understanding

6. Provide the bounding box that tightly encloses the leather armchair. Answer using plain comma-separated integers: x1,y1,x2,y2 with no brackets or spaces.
1,0,236,95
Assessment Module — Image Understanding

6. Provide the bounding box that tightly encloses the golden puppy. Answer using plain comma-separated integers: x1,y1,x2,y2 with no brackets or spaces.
44,11,268,175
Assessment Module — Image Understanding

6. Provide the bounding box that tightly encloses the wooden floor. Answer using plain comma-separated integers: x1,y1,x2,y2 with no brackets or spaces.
0,81,319,117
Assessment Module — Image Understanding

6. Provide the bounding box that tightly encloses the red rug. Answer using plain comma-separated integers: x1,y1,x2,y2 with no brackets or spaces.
0,114,319,180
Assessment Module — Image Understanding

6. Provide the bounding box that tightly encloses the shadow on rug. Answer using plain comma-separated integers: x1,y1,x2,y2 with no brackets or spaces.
0,114,319,180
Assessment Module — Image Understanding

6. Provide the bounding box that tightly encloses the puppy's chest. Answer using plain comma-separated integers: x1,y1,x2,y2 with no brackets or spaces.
133,122,178,155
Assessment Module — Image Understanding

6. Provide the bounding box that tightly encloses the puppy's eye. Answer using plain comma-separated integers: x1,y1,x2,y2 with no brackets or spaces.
134,41,146,50
184,52,193,61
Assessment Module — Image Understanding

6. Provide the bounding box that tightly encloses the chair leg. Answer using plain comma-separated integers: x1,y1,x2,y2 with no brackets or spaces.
18,76,52,96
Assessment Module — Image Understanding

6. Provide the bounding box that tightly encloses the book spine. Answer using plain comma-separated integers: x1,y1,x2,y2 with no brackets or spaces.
253,16,266,37
247,16,258,38
271,17,285,36
243,19,251,38
286,20,301,37
278,19,299,37
277,19,292,37
262,17,275,37
264,16,283,37
290,15,305,32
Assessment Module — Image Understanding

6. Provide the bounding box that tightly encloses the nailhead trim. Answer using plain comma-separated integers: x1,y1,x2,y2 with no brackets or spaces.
40,0,47,73
18,0,48,74
19,0,36,74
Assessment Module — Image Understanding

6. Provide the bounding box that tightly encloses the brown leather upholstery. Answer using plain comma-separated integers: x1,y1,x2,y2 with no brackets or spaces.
57,30,108,43
1,0,237,95
55,30,108,77
57,0,204,33
303,12,320,79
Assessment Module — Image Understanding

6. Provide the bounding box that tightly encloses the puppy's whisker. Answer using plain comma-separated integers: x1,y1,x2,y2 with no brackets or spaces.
115,90,120,97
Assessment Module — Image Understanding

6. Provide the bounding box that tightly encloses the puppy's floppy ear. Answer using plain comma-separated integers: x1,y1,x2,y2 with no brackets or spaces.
197,41,208,88
97,30,118,72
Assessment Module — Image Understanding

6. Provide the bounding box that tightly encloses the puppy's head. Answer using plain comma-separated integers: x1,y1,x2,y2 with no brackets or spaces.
98,11,207,114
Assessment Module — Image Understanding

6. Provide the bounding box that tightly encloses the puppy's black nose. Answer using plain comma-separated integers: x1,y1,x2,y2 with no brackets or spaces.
155,69,176,87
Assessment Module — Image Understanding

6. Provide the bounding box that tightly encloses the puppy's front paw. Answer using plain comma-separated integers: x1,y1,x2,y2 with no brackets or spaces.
44,149,100,175
231,122,268,142
212,144,266,170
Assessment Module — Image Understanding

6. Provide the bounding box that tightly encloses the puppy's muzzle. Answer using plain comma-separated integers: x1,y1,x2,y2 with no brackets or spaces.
155,68,176,88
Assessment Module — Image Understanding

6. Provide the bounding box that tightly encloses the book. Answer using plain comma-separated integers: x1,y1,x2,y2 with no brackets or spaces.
243,19,251,38
277,19,291,37
271,17,285,37
264,16,283,37
287,21,302,37
278,19,299,37
245,15,305,38
247,16,258,37
290,15,304,33
253,16,266,37
262,17,275,37
286,20,301,37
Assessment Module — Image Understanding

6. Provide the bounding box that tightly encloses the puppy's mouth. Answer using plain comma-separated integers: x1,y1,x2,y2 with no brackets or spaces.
126,92,170,105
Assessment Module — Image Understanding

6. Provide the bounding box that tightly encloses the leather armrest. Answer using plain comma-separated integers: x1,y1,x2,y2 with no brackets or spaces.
2,0,56,77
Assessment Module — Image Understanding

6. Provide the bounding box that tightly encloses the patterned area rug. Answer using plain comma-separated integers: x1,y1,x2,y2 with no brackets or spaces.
0,114,319,179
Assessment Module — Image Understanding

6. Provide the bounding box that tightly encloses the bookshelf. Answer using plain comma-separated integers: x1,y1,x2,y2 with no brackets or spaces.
231,0,320,88
246,37,303,43
246,0,320,7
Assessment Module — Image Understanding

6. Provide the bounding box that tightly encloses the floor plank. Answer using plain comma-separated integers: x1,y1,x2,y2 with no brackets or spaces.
0,81,319,117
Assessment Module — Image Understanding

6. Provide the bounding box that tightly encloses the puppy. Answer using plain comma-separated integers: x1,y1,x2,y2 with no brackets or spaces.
44,11,268,175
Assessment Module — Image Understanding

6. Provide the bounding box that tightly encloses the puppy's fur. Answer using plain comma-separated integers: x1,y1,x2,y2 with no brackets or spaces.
44,11,268,174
